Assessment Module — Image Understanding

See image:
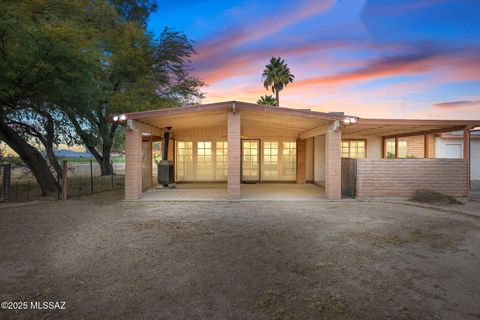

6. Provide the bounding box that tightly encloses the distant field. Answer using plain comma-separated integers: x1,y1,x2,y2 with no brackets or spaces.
58,157,125,163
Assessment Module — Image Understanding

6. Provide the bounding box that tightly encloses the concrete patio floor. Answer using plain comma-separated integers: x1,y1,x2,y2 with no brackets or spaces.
140,183,326,201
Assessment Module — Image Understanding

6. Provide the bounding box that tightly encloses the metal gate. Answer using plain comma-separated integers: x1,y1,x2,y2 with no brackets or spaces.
341,158,357,198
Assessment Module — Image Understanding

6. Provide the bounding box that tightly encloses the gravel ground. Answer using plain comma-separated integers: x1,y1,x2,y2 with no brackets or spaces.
1,191,479,320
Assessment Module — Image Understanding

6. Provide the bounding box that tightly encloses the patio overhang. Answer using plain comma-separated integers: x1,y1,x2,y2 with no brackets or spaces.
341,118,480,138
110,101,347,138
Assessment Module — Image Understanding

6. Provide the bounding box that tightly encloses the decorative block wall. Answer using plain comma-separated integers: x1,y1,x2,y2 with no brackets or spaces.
356,158,468,197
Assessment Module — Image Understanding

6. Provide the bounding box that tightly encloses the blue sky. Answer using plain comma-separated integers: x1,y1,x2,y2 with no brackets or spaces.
148,0,480,119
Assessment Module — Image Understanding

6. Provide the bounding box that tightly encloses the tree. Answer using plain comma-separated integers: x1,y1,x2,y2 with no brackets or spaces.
66,26,204,176
0,0,117,194
262,57,295,106
257,94,277,106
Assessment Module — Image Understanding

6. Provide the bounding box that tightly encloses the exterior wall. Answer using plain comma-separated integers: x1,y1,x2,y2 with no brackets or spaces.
142,140,152,191
384,135,435,158
305,137,314,181
356,159,468,197
314,135,325,185
342,135,383,159
435,137,480,180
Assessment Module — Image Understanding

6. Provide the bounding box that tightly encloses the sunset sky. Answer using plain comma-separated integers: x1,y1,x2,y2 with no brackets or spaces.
149,0,480,119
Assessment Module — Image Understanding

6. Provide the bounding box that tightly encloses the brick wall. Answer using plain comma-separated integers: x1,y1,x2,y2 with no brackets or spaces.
125,129,143,200
325,129,342,199
296,138,306,184
356,158,468,197
385,135,435,158
227,112,241,200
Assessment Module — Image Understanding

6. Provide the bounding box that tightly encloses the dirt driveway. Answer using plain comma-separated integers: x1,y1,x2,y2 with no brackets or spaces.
1,192,479,320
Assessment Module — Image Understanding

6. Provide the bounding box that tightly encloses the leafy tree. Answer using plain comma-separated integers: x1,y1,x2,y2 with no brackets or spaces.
262,57,295,106
257,94,277,106
66,26,204,175
0,0,117,194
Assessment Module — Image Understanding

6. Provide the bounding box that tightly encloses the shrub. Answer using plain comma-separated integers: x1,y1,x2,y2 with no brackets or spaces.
409,189,463,205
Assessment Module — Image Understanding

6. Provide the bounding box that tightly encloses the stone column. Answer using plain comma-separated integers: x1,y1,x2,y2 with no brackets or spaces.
125,128,143,200
325,126,341,200
227,112,241,200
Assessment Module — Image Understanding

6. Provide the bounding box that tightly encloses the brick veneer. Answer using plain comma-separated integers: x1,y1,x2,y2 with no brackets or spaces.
296,138,306,184
356,158,468,197
125,128,143,200
325,128,342,199
227,112,241,200
385,135,436,158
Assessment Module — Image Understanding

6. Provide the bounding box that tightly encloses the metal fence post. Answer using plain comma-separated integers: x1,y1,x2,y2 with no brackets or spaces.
62,160,68,200
0,164,11,202
90,159,93,193
111,161,114,190
57,165,61,200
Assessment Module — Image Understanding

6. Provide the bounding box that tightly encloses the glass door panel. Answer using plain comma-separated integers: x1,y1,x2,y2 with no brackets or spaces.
242,140,260,182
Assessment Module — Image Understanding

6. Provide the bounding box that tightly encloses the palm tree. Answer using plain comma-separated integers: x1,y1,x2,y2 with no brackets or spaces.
262,57,294,106
257,94,277,106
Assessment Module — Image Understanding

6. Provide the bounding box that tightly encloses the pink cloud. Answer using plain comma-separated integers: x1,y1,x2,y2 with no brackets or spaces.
433,100,480,109
195,0,335,63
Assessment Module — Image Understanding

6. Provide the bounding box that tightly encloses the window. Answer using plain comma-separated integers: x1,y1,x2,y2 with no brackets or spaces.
263,141,279,179
386,140,407,158
176,141,193,181
282,141,296,179
341,140,366,158
197,141,213,180
215,141,228,180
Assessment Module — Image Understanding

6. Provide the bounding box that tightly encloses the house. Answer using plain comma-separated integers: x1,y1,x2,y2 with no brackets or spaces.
110,101,480,200
435,130,480,187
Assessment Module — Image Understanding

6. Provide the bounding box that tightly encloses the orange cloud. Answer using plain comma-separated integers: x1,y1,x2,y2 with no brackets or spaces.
293,46,480,87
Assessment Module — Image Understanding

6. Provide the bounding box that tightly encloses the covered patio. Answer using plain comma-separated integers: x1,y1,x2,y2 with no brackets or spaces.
111,101,479,201
140,183,326,201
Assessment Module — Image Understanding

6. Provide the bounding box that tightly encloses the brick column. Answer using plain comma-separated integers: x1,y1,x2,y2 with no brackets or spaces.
125,128,143,200
227,112,241,200
296,138,306,184
325,127,341,200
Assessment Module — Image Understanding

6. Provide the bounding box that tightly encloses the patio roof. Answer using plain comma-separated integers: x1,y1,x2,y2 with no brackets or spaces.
110,101,480,138
341,118,480,138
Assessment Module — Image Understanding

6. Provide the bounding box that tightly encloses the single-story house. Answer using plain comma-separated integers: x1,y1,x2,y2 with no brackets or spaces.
110,101,480,200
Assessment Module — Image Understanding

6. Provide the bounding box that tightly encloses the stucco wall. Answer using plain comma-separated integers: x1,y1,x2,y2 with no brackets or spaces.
435,137,480,180
314,135,325,185
356,158,468,198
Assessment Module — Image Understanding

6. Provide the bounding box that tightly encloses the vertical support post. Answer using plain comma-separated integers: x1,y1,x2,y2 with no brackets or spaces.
90,159,93,193
111,160,114,190
325,123,342,200
1,164,11,202
62,160,68,200
146,137,153,190
424,134,429,159
464,128,470,195
125,128,143,200
381,137,385,159
227,111,241,200
296,138,306,184
57,167,61,200
394,137,399,159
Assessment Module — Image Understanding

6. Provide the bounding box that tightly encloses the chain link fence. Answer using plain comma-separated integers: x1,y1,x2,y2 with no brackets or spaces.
0,160,125,203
